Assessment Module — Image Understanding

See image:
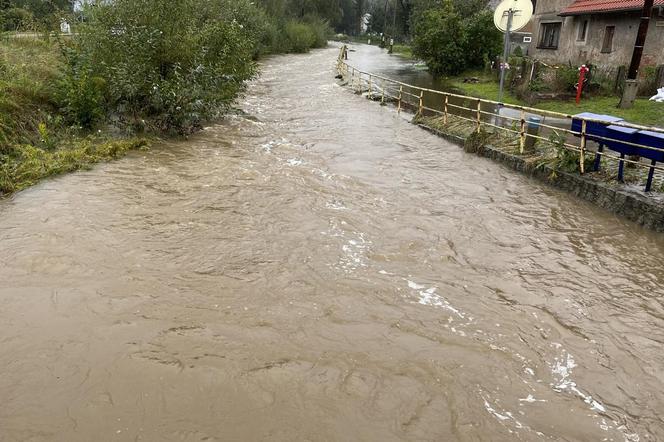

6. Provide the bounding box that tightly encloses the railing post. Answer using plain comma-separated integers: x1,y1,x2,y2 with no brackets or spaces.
398,85,403,114
444,95,449,125
369,74,373,99
519,109,526,154
476,99,482,133
381,79,385,104
580,119,587,174
418,90,424,116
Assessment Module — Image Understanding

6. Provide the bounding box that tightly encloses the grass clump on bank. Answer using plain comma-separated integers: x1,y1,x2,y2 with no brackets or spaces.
0,138,148,194
392,44,414,60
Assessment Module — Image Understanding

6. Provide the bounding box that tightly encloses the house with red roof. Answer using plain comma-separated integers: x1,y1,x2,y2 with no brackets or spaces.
530,0,664,70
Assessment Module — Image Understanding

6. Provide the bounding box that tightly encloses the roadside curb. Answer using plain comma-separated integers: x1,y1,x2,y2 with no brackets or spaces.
416,123,664,232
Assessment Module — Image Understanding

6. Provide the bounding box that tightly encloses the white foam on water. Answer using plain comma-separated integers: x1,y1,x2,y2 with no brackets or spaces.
480,393,532,435
546,345,640,441
336,232,371,273
405,280,470,324
483,400,510,421
326,200,347,211
518,394,546,403
407,280,426,290
286,158,303,166
549,351,607,413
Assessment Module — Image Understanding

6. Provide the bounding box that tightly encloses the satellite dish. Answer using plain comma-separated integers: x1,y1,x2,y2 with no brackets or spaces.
494,0,533,32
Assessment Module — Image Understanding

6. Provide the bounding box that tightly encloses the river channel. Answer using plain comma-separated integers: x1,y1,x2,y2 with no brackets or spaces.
1,45,663,441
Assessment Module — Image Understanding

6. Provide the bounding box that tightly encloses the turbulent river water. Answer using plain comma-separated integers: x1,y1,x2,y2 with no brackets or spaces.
2,45,664,442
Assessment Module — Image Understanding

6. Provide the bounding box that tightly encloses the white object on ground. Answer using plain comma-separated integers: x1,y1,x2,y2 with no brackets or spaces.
650,87,664,103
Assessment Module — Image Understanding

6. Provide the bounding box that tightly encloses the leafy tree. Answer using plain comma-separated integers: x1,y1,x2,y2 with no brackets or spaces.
461,9,502,69
412,2,464,74
411,0,501,75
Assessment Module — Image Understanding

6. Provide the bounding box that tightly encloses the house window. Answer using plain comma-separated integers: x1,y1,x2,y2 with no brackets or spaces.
577,19,589,41
538,22,562,49
602,26,615,53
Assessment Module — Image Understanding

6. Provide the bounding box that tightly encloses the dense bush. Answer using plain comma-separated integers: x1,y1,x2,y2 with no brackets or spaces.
411,0,501,76
1,7,33,31
285,21,317,53
284,19,330,53
305,16,331,48
57,46,106,128
67,0,258,134
554,65,579,92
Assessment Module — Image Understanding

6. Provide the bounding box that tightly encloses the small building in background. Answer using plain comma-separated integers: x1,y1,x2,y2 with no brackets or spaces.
60,19,71,34
490,0,534,55
530,0,664,68
511,22,534,55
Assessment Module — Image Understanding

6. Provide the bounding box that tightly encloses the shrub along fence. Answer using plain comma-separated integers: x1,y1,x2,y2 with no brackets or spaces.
501,57,664,100
336,47,664,193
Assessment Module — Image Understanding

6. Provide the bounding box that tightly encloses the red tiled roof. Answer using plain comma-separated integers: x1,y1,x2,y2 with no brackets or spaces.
560,0,664,15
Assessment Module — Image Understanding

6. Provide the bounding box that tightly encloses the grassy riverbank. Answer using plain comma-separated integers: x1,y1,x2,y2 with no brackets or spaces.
0,38,149,194
339,39,663,128
451,75,664,127
1,0,333,196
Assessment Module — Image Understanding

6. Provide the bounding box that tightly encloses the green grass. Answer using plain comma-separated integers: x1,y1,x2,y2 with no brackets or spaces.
0,138,150,194
0,38,62,147
391,44,414,59
536,97,664,128
449,74,522,105
448,72,664,128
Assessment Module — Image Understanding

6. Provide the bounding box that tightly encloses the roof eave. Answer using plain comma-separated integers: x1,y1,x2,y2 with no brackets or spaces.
559,7,642,17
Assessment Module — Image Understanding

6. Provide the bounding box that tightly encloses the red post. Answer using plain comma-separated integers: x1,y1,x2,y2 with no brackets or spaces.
576,65,590,105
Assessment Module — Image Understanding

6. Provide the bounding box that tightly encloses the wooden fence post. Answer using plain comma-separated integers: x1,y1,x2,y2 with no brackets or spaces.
476,99,482,133
418,90,424,116
444,95,449,125
398,86,403,113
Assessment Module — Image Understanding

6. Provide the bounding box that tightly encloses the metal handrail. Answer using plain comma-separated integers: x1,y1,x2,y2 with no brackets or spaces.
336,49,664,183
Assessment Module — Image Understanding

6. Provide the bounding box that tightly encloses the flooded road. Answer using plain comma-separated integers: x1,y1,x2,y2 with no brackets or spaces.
1,46,664,441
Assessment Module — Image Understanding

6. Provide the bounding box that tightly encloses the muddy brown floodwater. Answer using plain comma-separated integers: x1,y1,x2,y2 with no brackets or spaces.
2,46,664,442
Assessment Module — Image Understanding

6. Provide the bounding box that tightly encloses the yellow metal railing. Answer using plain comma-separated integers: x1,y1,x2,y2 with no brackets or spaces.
335,47,664,187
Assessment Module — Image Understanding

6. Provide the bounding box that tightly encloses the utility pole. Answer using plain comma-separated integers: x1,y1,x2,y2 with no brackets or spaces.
619,0,655,108
498,8,514,103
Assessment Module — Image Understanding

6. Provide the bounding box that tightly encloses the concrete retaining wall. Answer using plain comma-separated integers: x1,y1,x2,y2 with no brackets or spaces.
417,123,664,232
